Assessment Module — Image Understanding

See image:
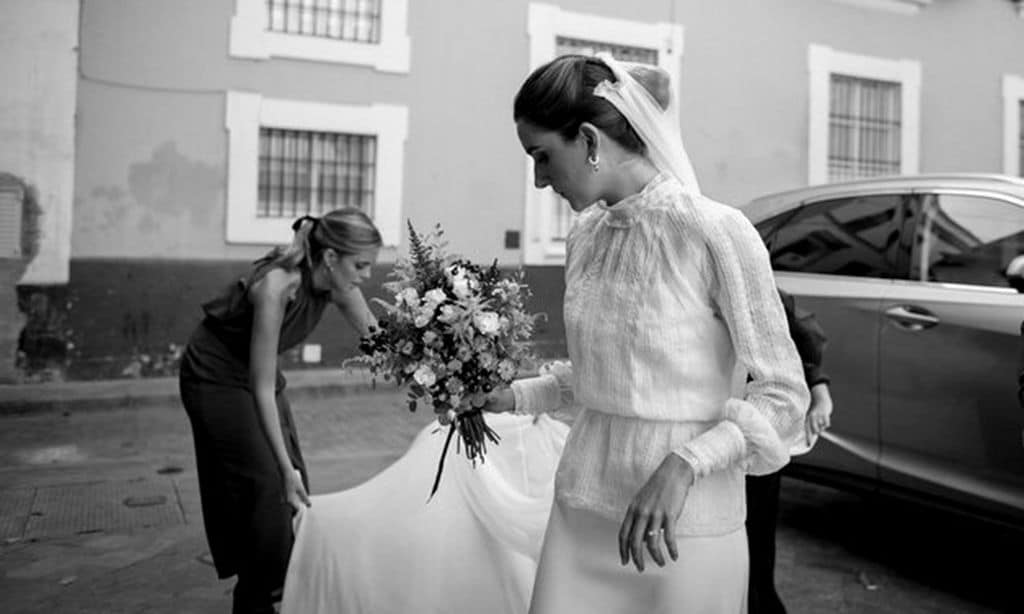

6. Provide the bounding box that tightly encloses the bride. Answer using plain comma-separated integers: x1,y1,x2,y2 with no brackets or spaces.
280,379,571,614
283,50,810,613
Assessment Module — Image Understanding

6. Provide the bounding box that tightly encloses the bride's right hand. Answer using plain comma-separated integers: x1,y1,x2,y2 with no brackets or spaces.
481,388,515,414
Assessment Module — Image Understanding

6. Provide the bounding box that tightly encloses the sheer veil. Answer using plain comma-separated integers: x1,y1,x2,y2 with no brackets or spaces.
592,53,702,196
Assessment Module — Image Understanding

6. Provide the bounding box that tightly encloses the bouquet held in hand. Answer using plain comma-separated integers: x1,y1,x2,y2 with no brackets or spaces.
358,222,537,498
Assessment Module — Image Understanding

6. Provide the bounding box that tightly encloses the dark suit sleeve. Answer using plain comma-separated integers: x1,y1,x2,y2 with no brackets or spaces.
779,290,830,388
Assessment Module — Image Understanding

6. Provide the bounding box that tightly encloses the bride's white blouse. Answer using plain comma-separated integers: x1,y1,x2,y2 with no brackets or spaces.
512,173,809,536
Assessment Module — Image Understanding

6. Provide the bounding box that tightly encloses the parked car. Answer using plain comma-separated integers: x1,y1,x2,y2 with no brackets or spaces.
741,173,1024,528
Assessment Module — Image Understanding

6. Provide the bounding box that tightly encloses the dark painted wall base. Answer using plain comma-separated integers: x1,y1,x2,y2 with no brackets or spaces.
17,259,567,381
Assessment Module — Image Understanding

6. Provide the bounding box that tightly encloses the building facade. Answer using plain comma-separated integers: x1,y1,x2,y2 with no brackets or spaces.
3,0,1024,381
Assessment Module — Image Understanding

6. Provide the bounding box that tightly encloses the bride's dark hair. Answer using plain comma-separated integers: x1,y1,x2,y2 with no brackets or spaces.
513,55,671,155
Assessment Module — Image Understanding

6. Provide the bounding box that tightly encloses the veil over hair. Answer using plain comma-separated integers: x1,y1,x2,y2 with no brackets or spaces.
592,53,702,196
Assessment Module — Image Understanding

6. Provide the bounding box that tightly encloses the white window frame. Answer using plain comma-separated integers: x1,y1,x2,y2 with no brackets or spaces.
224,91,407,246
1003,74,1024,177
826,0,932,15
229,0,410,73
523,2,684,265
807,44,921,185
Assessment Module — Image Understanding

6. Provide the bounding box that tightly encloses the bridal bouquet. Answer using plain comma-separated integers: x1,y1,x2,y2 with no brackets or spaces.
358,222,537,498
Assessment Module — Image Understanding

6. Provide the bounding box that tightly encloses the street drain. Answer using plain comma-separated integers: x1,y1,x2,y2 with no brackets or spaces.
156,466,183,475
122,495,167,508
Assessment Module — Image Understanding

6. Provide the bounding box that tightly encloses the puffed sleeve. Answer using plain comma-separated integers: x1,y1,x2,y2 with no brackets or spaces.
673,207,810,478
510,361,575,415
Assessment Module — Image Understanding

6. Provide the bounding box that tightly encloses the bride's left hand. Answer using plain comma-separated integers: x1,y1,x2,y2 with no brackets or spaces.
618,453,695,573
480,388,515,414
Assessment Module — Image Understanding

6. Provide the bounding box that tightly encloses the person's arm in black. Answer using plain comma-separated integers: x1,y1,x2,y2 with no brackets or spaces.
779,290,833,444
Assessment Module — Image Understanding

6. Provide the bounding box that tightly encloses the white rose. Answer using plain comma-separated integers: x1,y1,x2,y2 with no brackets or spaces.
424,288,447,306
474,311,501,336
413,365,436,387
423,331,439,346
451,276,471,299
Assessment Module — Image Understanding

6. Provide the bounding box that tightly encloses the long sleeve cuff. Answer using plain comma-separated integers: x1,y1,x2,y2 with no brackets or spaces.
674,398,792,480
510,374,562,415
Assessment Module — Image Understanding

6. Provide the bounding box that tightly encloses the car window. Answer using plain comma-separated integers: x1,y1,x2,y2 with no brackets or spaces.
911,193,1024,289
757,194,912,279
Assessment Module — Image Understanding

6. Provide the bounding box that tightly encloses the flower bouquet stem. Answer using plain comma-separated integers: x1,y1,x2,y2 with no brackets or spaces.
430,410,501,499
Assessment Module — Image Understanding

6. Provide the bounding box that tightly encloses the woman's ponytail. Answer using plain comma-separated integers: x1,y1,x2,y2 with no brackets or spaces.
265,208,381,271
267,215,318,270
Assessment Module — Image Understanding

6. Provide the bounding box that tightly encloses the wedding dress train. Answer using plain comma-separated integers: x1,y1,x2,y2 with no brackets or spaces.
281,412,569,614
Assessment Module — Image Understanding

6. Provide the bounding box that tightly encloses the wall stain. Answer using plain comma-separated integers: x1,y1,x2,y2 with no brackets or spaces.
89,185,127,201
127,141,222,226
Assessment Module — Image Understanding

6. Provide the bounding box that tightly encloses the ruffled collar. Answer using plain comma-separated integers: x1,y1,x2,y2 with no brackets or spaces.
596,172,671,227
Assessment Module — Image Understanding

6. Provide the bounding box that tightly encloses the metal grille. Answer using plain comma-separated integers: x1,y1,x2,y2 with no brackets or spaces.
258,128,377,218
546,38,659,243
266,0,381,44
0,182,23,258
828,74,902,182
555,37,659,66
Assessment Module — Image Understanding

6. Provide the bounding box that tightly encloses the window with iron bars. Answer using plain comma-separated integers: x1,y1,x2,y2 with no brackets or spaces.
266,0,381,44
828,74,902,182
258,128,377,219
546,37,659,242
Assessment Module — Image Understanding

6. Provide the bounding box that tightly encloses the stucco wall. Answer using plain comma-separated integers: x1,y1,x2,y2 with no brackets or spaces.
0,0,78,284
666,0,1024,205
52,0,1024,380
71,0,1024,266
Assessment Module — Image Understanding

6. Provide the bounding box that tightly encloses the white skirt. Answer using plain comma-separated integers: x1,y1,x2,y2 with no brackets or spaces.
529,499,749,614
281,412,569,614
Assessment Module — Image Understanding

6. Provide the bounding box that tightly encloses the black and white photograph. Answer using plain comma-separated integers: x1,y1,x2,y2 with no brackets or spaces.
2,1,1024,612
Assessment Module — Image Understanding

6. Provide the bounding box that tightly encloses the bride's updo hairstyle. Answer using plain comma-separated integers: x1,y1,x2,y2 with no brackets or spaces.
513,55,671,156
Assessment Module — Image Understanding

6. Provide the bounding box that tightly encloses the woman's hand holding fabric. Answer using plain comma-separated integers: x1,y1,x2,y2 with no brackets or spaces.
285,468,311,512
618,453,695,573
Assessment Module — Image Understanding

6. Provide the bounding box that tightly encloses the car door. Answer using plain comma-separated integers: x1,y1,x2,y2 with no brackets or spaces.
758,192,913,490
878,189,1024,524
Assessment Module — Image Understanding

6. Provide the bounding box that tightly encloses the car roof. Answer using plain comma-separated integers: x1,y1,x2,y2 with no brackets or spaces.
741,173,1024,222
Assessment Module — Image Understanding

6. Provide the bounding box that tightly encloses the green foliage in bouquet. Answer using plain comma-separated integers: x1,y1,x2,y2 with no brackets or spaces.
357,221,538,498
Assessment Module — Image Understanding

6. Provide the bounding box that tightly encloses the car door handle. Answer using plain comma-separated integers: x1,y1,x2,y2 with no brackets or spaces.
885,305,940,331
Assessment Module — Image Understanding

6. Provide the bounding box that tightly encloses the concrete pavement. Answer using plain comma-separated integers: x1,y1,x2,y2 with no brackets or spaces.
0,374,1019,613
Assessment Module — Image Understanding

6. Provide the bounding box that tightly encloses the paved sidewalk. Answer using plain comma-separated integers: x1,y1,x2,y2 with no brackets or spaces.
0,367,378,415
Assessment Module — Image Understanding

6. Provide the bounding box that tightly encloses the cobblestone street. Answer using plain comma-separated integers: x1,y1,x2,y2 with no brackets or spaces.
1,387,1020,613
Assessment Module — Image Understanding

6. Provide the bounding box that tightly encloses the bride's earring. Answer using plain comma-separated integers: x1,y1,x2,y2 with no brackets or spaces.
587,154,600,173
